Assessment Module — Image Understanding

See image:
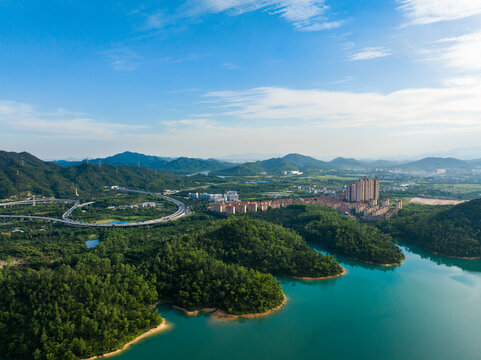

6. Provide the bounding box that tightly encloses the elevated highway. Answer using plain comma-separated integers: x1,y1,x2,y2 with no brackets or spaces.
0,187,190,228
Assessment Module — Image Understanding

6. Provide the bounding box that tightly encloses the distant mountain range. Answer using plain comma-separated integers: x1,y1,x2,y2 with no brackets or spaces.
3,150,480,197
213,154,481,175
52,152,481,176
212,154,332,175
326,156,481,171
54,151,232,174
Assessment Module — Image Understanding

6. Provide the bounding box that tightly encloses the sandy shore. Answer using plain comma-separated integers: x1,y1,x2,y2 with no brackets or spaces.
214,295,287,320
377,259,404,267
171,306,217,317
410,197,466,206
292,266,347,280
82,320,169,360
372,255,405,267
173,294,287,321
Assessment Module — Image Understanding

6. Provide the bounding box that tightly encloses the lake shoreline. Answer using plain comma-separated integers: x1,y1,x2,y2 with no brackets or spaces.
433,252,481,260
173,294,287,320
292,266,347,280
82,320,169,360
372,255,405,267
347,254,405,267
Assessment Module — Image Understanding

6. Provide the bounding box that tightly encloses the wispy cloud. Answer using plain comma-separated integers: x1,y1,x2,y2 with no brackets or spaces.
100,48,140,71
221,62,240,69
436,32,481,73
326,76,354,85
204,83,481,131
188,0,343,31
144,11,166,30
0,100,146,138
348,47,391,61
161,118,218,128
397,0,481,25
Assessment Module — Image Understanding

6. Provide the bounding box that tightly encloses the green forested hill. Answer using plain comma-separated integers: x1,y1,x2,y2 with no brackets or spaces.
0,257,161,360
162,156,228,174
380,199,481,258
1,215,342,359
182,217,343,278
0,151,211,198
0,151,70,198
53,151,231,174
252,204,404,265
214,153,332,176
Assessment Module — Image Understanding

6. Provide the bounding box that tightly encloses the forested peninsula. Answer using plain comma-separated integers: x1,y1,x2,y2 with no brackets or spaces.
253,204,404,266
0,216,343,360
380,199,481,258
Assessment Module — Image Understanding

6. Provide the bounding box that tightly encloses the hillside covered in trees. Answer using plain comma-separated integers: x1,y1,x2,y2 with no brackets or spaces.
54,151,231,174
253,204,404,265
180,217,343,278
0,151,213,198
380,199,481,258
0,257,161,360
0,215,341,359
212,153,332,176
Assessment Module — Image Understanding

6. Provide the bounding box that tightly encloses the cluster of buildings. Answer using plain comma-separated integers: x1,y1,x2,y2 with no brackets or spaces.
283,170,303,175
209,198,313,215
294,185,336,196
347,198,403,221
346,177,380,203
209,176,403,222
107,201,158,210
189,191,239,202
344,177,403,221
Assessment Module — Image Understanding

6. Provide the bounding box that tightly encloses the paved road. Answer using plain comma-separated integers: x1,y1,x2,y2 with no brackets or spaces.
0,199,78,207
0,187,190,228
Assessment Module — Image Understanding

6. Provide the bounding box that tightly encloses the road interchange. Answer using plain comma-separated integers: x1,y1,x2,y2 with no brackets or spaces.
0,187,190,228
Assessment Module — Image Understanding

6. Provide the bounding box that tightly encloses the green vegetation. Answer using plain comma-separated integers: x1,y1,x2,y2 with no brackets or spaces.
55,151,231,174
380,199,481,258
10,149,481,359
0,203,70,218
213,153,331,176
252,204,404,265
68,195,176,223
147,243,283,315
0,257,161,360
2,213,346,359
180,217,343,278
0,151,219,199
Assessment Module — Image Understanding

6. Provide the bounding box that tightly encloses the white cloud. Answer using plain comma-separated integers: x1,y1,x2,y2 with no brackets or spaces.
0,100,145,139
397,0,481,25
436,32,481,73
161,118,218,128
348,47,391,61
144,11,166,30
100,48,140,71
189,0,342,31
204,83,481,131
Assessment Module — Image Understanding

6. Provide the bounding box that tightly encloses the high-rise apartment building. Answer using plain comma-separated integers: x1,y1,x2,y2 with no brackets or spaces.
346,177,380,203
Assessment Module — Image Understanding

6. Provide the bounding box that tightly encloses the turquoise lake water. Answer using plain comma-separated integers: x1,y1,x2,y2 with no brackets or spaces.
85,239,99,249
115,244,481,360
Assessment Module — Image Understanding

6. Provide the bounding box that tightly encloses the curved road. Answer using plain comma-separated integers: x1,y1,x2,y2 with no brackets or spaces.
0,187,190,228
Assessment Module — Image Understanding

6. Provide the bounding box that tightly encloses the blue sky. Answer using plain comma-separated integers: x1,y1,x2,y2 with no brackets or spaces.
1,0,481,160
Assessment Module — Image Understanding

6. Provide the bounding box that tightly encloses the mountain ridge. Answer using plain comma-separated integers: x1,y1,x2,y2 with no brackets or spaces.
0,151,209,198
54,151,232,174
